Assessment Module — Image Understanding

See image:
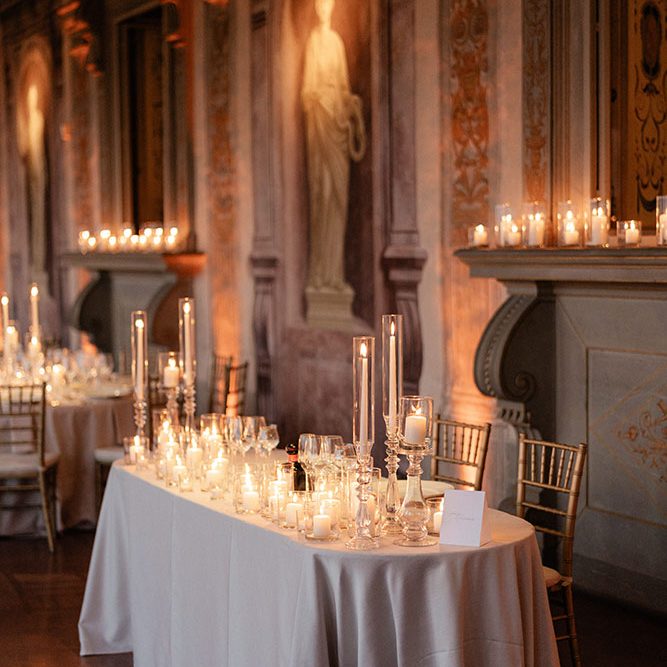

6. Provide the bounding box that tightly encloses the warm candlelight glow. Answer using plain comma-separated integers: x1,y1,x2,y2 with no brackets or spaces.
360,341,367,358
30,284,39,298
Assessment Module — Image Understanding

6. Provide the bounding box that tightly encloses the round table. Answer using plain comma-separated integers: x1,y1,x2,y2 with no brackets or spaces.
79,462,558,666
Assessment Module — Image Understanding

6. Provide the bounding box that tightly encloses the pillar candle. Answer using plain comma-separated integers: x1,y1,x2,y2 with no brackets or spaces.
312,513,332,538
163,358,180,387
404,414,427,446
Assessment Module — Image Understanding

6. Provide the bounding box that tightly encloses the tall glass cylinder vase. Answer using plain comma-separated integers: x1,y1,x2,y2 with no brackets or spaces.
179,298,197,432
381,314,403,534
346,336,379,551
396,395,436,546
131,310,148,437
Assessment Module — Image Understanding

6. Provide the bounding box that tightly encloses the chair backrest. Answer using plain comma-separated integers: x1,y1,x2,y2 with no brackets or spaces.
431,416,491,491
225,362,248,416
209,354,232,414
0,383,46,465
516,434,587,578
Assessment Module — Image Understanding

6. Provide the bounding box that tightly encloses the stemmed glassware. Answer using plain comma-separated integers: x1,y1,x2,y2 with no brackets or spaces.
396,395,436,547
226,416,244,459
382,314,403,534
242,416,266,456
257,424,280,456
298,433,318,491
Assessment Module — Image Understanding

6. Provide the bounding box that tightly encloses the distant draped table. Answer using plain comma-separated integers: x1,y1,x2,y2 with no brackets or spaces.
79,463,558,667
0,393,134,535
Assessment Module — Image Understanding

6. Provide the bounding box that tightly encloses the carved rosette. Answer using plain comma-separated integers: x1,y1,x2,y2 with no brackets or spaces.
450,0,490,237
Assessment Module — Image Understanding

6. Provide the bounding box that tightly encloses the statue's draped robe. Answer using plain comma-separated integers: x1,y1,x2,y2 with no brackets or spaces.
302,26,353,291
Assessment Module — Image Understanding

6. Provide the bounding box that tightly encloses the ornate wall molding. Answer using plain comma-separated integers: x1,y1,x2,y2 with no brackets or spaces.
449,0,489,233
57,1,103,76
522,0,550,204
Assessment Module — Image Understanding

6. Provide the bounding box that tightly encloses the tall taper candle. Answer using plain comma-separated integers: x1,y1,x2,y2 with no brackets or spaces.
29,284,39,333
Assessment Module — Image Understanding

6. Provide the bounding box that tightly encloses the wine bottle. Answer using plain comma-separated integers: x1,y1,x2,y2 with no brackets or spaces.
286,442,306,491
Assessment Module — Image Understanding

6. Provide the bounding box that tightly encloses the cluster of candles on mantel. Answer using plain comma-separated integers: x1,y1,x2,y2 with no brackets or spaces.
125,309,444,549
468,196,667,249
77,224,182,254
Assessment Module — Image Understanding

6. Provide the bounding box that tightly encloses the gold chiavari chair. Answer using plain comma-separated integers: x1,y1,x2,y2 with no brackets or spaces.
517,434,587,666
225,362,248,416
209,354,233,414
431,416,491,491
0,383,58,551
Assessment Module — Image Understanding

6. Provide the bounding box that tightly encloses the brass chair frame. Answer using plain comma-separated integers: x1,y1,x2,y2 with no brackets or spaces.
517,433,587,666
209,354,233,414
0,383,57,551
225,362,248,416
431,416,491,490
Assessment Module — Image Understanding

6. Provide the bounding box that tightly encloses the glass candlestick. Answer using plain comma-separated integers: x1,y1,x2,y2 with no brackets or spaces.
346,336,379,551
131,310,148,437
178,298,196,432
382,314,403,535
396,395,437,547
158,350,181,427
586,197,610,247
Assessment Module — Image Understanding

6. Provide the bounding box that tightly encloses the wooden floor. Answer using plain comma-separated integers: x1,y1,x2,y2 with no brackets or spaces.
0,530,665,667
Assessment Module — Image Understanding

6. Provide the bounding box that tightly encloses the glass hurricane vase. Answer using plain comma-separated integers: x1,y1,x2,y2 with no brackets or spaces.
396,395,437,547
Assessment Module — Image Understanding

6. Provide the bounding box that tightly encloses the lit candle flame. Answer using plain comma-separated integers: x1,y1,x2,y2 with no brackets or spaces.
136,318,145,330
390,321,395,336
360,341,367,358
30,284,39,298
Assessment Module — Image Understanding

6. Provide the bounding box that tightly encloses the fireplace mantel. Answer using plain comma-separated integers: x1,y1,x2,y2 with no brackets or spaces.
456,246,667,283
456,246,667,614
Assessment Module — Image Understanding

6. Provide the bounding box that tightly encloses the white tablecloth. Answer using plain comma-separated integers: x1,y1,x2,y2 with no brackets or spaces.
0,395,134,534
79,464,558,667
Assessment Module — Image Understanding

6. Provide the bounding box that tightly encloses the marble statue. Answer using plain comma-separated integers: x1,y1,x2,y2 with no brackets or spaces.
17,83,47,276
302,0,366,292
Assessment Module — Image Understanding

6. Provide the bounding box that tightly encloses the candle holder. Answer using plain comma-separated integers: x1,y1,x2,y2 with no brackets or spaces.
131,310,148,438
556,201,582,247
346,336,379,551
617,219,642,247
158,351,181,427
396,395,437,547
381,314,403,535
467,224,489,248
586,197,610,247
494,203,521,247
657,196,667,246
521,201,547,248
178,298,197,432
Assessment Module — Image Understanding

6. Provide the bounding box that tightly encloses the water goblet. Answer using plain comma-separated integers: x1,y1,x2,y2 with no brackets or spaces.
298,433,319,491
258,424,280,456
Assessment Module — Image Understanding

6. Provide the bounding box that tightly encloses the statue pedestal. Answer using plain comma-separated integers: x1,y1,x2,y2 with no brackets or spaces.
305,285,356,331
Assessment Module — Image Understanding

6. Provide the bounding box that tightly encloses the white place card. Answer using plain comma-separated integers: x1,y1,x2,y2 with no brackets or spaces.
439,489,492,547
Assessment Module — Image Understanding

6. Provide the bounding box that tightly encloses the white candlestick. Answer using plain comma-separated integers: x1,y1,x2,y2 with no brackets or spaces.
163,359,180,387
27,336,41,359
404,414,427,447
134,318,145,400
285,502,304,528
389,328,397,429
433,510,443,534
589,215,608,246
242,490,260,512
320,498,340,527
312,514,332,538
1,294,8,330
359,344,368,444
625,223,640,245
563,221,580,246
472,224,488,247
527,216,545,247
29,284,39,332
183,302,193,385
660,213,667,243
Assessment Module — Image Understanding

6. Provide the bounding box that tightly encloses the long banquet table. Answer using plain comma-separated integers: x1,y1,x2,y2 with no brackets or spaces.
79,462,559,667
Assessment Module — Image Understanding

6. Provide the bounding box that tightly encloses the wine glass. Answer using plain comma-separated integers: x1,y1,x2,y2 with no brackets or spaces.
298,433,318,491
258,424,280,456
318,435,343,486
226,416,244,458
242,416,266,456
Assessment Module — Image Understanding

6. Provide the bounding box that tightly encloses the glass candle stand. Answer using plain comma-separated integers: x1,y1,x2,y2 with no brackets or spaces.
346,336,379,551
586,197,610,247
382,314,403,535
131,310,148,437
396,395,437,547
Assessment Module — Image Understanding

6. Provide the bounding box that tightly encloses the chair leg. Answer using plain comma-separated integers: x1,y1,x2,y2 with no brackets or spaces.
563,584,581,666
38,471,55,553
95,461,102,517
49,466,58,542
